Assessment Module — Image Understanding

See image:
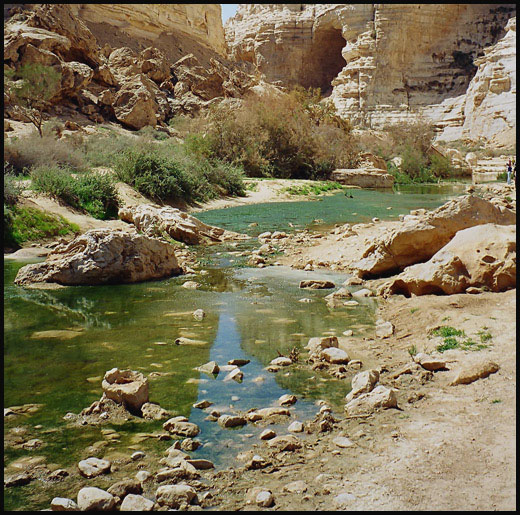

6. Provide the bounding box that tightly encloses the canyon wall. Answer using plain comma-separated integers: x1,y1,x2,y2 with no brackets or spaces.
68,4,227,62
226,4,516,145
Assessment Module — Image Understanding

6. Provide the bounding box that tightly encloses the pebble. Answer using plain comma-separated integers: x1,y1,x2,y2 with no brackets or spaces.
119,494,154,511
332,436,355,448
288,421,304,433
334,492,357,507
131,451,145,461
77,457,111,478
283,480,308,494
278,394,297,406
193,400,213,409
256,490,274,507
193,309,205,320
50,497,78,511
77,487,115,511
259,429,276,440
135,470,152,483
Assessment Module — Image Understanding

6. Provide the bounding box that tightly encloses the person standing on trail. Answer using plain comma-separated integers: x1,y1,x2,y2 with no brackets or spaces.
506,160,512,184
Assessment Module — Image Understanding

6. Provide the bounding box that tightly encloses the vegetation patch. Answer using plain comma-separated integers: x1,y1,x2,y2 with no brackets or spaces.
30,166,120,220
4,205,80,248
282,181,344,196
431,326,490,353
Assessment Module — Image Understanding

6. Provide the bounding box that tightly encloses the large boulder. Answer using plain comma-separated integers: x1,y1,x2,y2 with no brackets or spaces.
112,74,167,129
139,47,171,84
379,224,516,296
14,229,183,286
352,195,516,278
119,204,249,245
102,368,149,414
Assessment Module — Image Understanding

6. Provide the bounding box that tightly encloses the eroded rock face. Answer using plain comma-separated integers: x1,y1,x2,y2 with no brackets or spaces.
119,204,249,245
112,73,168,129
14,229,183,286
379,223,516,296
351,195,516,278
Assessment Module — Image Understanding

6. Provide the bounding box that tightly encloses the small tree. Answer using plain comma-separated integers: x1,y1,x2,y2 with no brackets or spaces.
5,63,61,138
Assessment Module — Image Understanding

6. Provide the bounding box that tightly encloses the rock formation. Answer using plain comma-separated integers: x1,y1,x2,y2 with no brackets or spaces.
226,4,516,144
351,194,516,278
118,204,250,244
3,4,260,129
14,228,183,286
379,223,516,296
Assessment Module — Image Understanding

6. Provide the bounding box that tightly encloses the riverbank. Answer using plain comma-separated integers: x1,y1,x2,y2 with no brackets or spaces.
204,289,516,511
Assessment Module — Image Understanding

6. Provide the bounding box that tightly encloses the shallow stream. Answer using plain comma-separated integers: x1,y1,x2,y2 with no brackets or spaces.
4,185,464,510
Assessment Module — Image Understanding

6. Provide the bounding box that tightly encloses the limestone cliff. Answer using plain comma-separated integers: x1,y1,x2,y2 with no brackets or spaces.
226,4,516,144
68,4,227,64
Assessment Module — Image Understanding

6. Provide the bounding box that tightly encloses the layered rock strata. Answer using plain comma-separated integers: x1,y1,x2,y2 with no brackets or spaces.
226,4,516,142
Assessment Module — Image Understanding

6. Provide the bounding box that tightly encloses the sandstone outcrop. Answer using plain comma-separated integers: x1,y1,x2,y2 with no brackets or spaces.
119,204,250,245
226,4,515,142
379,223,516,296
14,228,183,286
351,195,516,278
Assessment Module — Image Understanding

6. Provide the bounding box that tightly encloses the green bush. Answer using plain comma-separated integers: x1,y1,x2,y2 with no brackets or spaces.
115,150,188,201
429,153,454,179
73,172,120,220
4,205,80,248
30,166,120,220
114,147,245,203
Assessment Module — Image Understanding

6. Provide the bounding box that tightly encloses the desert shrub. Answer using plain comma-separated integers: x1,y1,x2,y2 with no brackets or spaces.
114,150,188,201
4,168,23,206
30,165,119,219
81,132,145,168
4,133,86,175
30,165,78,206
179,87,359,179
4,205,80,248
73,173,120,220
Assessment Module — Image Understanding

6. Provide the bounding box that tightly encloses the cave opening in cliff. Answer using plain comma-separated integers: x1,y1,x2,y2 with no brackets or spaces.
303,27,346,95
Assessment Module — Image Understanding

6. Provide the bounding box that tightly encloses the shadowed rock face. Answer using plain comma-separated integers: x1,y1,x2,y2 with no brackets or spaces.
14,228,183,286
378,223,516,297
351,195,516,279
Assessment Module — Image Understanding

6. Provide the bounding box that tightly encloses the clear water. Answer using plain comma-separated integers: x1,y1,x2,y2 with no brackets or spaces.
3,186,462,510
